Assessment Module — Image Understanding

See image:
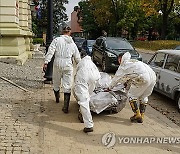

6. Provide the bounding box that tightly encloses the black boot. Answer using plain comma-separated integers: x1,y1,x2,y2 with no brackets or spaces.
83,127,93,133
139,102,147,123
53,89,60,103
62,93,71,113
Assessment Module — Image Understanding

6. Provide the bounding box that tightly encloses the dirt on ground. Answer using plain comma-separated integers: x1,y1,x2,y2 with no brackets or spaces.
148,91,180,127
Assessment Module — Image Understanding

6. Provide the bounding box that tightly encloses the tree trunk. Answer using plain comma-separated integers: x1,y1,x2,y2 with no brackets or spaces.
161,14,168,40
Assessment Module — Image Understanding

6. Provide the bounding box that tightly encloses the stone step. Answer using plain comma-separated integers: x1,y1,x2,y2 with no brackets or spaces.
32,51,45,59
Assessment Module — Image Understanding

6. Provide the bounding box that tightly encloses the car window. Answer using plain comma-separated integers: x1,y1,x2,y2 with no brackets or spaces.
177,64,180,73
95,39,103,46
106,39,134,50
149,53,166,67
101,41,106,48
164,55,180,72
87,40,95,47
73,38,85,48
74,38,85,43
82,41,85,47
174,45,180,50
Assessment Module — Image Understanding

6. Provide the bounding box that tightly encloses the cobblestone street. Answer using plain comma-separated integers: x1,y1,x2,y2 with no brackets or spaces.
0,82,43,153
0,58,44,153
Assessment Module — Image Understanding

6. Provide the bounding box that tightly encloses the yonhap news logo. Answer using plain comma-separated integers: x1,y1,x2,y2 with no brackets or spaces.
102,132,116,148
118,136,180,144
102,132,180,148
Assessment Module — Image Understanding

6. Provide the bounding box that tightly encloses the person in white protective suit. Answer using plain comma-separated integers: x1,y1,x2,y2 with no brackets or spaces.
43,26,81,113
109,52,156,123
73,55,101,133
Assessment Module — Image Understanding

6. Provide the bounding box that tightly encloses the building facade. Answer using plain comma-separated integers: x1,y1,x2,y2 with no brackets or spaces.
71,7,83,37
0,0,33,65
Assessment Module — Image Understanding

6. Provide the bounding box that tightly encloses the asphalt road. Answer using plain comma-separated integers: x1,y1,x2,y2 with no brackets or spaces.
140,52,154,62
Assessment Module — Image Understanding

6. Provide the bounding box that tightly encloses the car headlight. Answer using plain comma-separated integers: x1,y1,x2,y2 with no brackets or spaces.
107,52,116,57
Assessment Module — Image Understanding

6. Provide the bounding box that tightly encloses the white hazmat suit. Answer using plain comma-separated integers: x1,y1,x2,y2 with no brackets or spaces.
109,52,156,122
44,35,81,93
109,52,156,103
73,56,101,128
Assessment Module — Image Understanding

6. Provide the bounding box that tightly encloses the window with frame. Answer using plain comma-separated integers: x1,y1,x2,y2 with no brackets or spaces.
177,64,180,73
82,41,86,49
164,55,180,72
149,53,166,67
100,41,106,48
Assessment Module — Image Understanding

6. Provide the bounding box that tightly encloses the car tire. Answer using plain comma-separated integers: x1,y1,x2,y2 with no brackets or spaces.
102,58,109,72
176,93,180,113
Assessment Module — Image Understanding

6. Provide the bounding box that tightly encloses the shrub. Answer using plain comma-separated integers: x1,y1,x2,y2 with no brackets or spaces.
33,38,44,45
134,40,180,51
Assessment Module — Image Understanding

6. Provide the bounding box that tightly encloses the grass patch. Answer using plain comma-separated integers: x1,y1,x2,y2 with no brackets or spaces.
133,40,180,51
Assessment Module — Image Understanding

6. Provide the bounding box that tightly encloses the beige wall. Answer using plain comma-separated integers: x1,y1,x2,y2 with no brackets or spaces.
0,0,33,65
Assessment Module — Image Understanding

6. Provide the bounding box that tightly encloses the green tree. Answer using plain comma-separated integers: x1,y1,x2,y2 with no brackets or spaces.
116,0,146,39
78,1,102,38
89,0,148,38
53,0,68,34
142,0,180,39
77,0,180,40
32,0,68,36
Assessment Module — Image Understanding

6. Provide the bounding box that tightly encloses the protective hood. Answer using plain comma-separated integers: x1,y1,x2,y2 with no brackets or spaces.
76,55,100,82
77,55,92,70
61,35,73,44
121,52,131,65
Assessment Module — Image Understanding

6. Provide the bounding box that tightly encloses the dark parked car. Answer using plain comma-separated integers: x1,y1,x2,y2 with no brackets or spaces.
81,40,96,57
73,37,85,52
92,37,142,72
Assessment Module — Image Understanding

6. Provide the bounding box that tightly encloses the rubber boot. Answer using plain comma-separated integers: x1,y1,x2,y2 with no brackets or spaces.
83,127,93,133
53,89,60,103
62,93,71,113
129,100,142,122
139,102,147,123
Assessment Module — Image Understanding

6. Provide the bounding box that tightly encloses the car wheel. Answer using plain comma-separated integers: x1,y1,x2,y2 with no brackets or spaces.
102,59,109,72
176,93,180,113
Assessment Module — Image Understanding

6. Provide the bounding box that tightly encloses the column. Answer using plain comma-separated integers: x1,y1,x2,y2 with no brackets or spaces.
0,0,33,65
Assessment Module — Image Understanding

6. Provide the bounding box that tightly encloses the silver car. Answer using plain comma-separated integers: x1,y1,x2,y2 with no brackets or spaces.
148,50,180,112
174,45,180,50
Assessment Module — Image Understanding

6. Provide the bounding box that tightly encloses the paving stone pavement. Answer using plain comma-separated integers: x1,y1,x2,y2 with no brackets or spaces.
39,84,180,154
0,81,43,154
0,57,179,154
